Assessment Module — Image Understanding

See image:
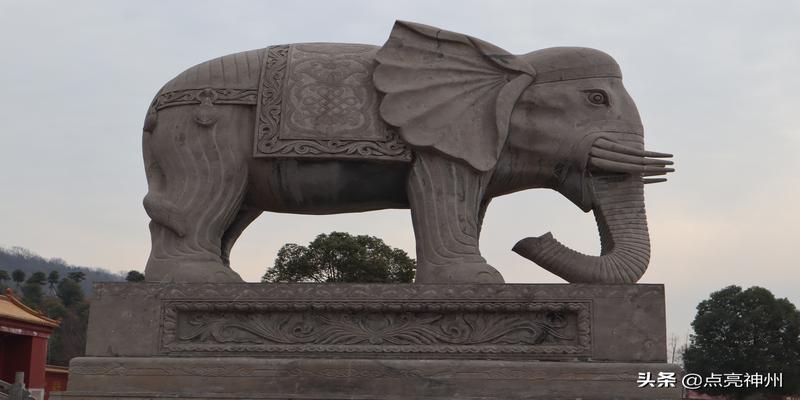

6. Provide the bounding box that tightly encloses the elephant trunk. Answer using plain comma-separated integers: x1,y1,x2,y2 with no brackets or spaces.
513,174,650,283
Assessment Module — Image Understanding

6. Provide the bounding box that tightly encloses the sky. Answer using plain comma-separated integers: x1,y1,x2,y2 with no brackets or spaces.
0,0,798,343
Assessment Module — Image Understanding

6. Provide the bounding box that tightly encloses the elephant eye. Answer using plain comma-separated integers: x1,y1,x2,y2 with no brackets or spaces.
584,89,610,106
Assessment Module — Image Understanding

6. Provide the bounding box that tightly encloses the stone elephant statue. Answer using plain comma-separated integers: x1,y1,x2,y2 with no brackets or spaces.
142,21,673,284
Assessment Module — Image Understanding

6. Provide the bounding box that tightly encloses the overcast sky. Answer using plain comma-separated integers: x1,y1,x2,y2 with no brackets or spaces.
1,0,798,340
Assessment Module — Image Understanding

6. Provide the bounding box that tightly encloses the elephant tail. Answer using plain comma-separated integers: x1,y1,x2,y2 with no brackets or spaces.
143,191,187,238
142,97,188,238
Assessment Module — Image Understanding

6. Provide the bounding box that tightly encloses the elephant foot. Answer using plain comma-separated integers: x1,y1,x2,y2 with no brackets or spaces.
415,262,505,284
145,258,244,283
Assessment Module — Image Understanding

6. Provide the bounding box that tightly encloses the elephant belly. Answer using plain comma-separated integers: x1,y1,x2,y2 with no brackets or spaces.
245,159,411,214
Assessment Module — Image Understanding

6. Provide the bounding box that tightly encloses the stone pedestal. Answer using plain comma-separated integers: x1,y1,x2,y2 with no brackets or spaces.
53,283,681,399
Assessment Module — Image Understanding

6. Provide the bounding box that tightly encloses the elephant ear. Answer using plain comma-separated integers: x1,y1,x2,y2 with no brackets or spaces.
374,21,535,171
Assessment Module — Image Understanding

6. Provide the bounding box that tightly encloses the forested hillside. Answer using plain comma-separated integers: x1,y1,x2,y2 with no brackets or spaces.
0,246,124,294
0,246,135,365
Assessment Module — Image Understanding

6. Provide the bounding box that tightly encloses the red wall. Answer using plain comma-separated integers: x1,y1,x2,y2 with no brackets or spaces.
28,336,48,389
0,332,33,384
45,368,69,400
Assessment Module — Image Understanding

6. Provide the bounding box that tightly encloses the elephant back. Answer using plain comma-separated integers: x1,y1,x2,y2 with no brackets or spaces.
162,48,265,93
151,44,411,163
149,49,264,113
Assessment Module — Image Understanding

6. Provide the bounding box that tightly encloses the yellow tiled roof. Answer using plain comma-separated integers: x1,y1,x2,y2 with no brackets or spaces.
0,288,60,328
45,365,69,374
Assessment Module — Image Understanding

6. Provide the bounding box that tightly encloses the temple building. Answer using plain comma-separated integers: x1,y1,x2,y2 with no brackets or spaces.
0,288,61,400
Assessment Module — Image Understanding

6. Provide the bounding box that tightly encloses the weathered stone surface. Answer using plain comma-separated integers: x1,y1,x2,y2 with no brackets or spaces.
53,283,678,399
55,357,681,400
86,283,666,362
253,44,410,161
142,20,674,284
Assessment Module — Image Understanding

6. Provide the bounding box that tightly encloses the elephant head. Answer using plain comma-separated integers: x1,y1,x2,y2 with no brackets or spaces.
374,21,673,284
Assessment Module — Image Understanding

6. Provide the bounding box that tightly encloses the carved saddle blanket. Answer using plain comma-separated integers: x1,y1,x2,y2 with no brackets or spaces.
153,44,410,162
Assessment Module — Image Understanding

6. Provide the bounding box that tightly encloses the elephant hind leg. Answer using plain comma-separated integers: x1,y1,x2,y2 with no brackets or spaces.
220,206,262,268
407,150,504,284
143,105,252,283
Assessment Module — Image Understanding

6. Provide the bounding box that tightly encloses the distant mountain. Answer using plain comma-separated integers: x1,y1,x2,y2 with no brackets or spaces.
0,246,125,295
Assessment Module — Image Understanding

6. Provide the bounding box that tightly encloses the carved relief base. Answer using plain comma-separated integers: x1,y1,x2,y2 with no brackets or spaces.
54,283,676,399
54,356,681,400
83,283,668,362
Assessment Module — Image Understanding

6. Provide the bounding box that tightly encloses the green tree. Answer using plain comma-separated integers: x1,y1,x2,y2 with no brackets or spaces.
67,271,86,283
44,282,89,366
27,271,47,285
683,285,800,398
40,296,68,365
21,281,44,308
0,269,9,286
262,232,415,283
57,278,85,307
47,270,60,294
21,271,47,308
125,270,145,282
48,301,89,366
11,269,25,290
39,296,67,320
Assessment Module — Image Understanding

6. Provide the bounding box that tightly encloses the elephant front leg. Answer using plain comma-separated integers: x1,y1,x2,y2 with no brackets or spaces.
407,151,504,284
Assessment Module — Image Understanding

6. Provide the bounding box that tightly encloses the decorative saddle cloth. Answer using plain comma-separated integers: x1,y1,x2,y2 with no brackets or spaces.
152,44,411,162
255,44,410,161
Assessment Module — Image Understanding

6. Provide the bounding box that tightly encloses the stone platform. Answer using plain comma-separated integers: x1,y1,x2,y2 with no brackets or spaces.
54,283,681,399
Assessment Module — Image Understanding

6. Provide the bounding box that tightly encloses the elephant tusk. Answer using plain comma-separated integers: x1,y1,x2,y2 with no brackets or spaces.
643,178,668,184
644,170,674,177
589,157,675,174
590,147,674,166
594,138,673,158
